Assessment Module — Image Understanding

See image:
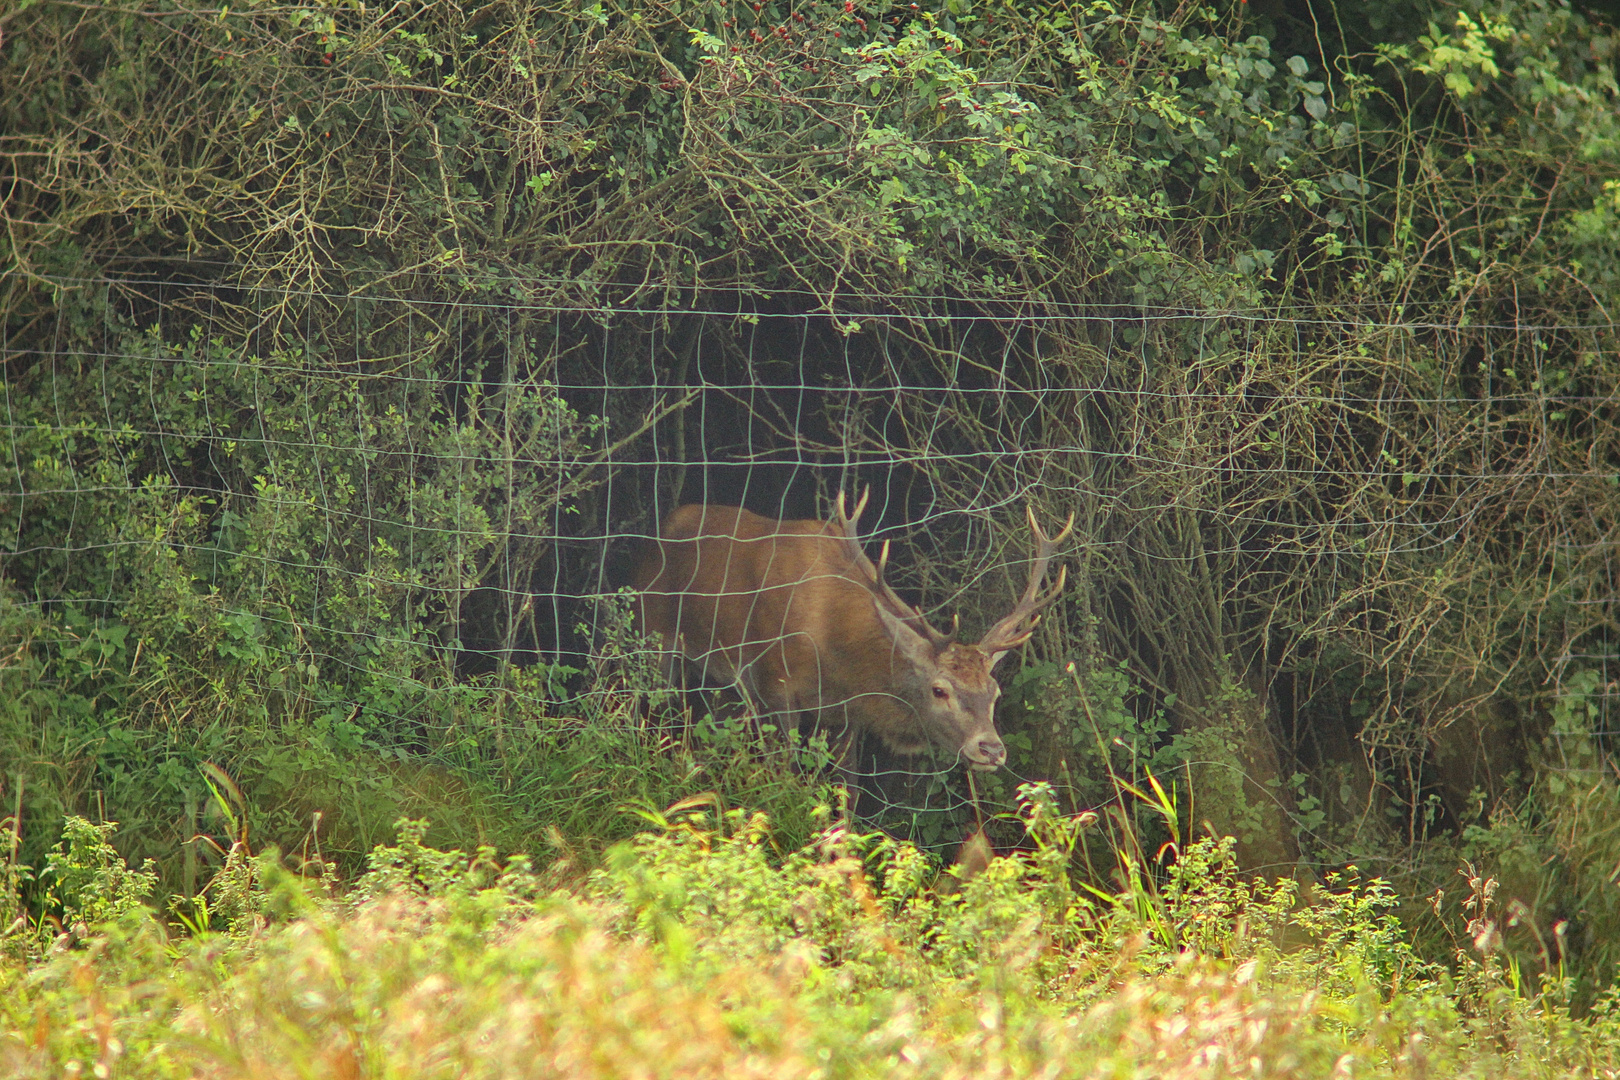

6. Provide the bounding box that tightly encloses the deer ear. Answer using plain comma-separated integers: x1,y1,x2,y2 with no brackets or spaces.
988,648,1010,671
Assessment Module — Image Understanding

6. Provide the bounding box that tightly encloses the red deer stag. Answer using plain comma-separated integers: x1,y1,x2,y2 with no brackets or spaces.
631,490,1072,771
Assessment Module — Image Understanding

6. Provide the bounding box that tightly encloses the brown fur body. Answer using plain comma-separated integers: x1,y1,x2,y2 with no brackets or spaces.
632,501,1066,770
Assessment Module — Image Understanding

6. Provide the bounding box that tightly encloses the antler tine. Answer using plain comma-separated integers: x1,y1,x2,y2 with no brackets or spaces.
833,487,955,648
1027,503,1076,549
835,486,871,535
833,488,876,581
979,505,1076,656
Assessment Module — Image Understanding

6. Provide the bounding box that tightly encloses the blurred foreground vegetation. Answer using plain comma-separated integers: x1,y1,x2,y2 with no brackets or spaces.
7,801,1620,1079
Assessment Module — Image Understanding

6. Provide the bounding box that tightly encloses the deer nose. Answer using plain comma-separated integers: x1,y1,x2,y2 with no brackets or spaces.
965,734,1006,770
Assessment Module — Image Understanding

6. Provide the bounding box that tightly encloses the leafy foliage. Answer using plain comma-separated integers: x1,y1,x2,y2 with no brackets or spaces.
2,0,1620,1005
4,807,1620,1078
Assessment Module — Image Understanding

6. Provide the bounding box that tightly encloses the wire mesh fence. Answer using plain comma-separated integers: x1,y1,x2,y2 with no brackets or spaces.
4,274,1618,844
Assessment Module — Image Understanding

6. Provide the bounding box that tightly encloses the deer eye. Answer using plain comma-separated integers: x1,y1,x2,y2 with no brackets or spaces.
932,685,950,700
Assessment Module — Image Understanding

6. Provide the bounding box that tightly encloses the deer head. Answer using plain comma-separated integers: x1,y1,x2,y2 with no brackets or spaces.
831,489,1074,770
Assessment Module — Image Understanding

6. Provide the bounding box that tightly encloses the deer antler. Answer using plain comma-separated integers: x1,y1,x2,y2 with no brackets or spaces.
978,505,1076,656
834,488,957,649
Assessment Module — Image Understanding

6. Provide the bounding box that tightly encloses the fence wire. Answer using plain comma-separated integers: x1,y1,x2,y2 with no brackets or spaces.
3,276,1617,834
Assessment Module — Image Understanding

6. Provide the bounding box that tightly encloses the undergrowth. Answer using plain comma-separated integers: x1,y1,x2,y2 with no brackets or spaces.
0,578,830,918
4,792,1619,1079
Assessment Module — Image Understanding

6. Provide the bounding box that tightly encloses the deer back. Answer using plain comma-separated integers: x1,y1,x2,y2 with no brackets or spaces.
632,503,853,688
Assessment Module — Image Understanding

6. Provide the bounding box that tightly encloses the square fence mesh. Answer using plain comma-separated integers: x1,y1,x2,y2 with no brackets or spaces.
4,274,1617,834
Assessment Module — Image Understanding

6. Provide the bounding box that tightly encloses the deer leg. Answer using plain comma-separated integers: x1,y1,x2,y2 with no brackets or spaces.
828,722,866,817
720,661,771,754
659,632,684,688
744,669,806,761
830,722,861,771
648,635,700,747
776,688,804,762
742,639,808,760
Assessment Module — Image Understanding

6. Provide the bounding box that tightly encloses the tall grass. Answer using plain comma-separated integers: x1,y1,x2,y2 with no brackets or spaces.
5,795,1620,1079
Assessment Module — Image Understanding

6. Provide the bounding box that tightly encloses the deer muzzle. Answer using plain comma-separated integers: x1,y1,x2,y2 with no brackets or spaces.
963,732,1007,771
